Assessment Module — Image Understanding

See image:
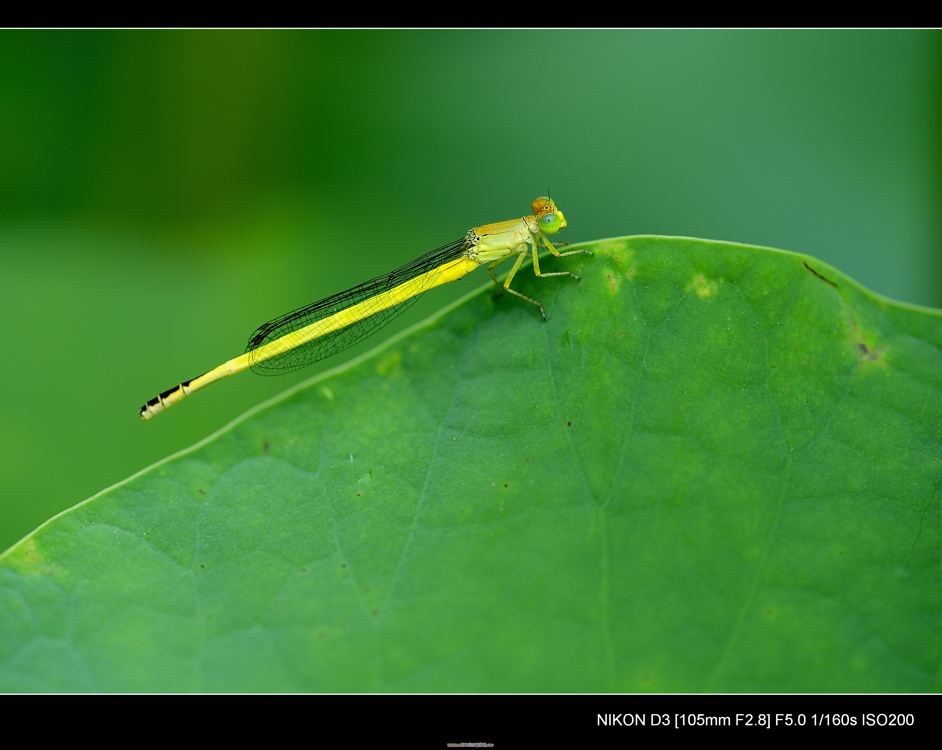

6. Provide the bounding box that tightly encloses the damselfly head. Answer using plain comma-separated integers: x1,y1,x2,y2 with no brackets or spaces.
533,196,567,235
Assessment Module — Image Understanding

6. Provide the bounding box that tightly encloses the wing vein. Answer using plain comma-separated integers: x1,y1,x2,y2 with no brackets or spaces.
246,237,472,374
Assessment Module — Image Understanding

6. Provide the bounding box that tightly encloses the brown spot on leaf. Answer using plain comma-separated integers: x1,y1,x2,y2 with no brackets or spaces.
803,261,837,287
855,341,887,368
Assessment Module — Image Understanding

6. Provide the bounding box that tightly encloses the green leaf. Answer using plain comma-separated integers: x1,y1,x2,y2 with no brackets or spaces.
2,236,940,692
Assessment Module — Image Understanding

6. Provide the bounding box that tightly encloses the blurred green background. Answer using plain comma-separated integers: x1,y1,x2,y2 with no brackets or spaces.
1,30,940,553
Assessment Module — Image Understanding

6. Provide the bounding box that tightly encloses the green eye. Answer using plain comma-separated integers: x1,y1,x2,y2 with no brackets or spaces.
539,212,562,235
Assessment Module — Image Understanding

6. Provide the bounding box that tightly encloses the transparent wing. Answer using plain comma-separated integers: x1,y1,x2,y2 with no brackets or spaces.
247,237,471,375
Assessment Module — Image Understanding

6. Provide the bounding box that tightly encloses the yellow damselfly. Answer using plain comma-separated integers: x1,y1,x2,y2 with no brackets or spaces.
139,197,591,419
